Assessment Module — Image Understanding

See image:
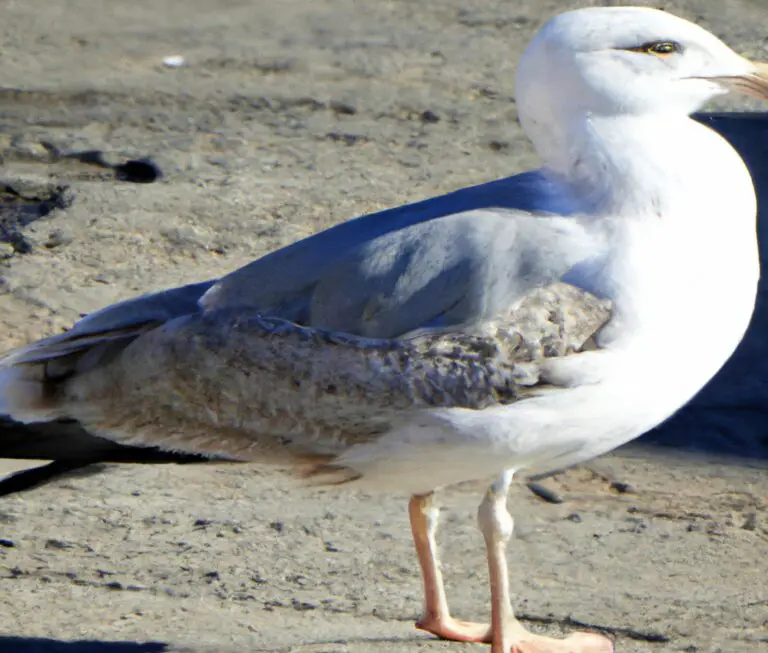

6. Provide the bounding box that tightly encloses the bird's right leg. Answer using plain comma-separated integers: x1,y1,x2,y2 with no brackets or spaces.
477,471,614,653
408,493,492,642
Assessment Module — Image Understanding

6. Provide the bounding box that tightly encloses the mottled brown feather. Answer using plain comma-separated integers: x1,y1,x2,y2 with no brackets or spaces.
9,283,611,470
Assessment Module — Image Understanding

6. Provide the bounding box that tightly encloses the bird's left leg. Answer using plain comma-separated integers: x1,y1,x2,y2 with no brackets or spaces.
478,470,613,653
408,493,492,643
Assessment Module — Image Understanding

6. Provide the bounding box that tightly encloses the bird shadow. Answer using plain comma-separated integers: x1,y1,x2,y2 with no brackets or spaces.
0,635,421,653
0,637,169,653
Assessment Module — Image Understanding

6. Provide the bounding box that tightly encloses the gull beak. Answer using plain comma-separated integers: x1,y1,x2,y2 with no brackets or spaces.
714,61,768,100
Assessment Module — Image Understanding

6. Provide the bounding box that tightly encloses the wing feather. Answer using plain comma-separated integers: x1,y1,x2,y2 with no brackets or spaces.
1,283,610,462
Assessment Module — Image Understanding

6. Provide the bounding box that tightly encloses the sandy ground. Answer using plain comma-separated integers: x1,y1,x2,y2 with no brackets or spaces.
0,1,766,652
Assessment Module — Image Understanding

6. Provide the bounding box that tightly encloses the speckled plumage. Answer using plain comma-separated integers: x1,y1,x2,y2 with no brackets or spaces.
4,283,610,470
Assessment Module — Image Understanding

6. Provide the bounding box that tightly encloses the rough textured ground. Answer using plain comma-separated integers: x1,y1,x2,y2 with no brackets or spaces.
0,1,766,652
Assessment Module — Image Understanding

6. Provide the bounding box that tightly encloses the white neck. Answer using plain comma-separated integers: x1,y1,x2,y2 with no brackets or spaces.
538,113,756,221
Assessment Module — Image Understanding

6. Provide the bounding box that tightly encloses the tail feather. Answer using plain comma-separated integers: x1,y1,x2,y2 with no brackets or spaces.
0,321,160,368
0,364,58,423
0,326,152,424
0,278,213,423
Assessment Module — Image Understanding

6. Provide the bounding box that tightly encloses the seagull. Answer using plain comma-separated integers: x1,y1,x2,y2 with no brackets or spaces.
1,6,765,652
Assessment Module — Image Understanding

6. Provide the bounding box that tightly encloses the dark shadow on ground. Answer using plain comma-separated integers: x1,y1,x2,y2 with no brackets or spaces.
0,637,169,653
0,418,213,496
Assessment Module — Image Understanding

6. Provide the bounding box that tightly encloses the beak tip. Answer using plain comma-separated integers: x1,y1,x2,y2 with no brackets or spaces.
716,61,768,101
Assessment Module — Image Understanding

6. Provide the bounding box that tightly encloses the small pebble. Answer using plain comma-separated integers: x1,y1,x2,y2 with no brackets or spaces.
113,158,162,183
45,538,74,550
488,139,510,152
742,512,757,531
610,480,635,494
330,101,357,115
44,229,74,249
162,55,186,68
269,520,284,534
420,109,440,123
705,521,726,537
526,481,564,504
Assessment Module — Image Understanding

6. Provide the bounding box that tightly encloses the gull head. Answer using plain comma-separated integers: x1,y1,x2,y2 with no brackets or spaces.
516,7,768,160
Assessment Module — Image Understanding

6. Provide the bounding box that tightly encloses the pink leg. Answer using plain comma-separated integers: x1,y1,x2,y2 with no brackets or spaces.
477,471,614,653
408,494,492,643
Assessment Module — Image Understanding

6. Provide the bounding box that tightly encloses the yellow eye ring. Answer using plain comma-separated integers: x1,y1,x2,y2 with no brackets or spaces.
626,41,682,56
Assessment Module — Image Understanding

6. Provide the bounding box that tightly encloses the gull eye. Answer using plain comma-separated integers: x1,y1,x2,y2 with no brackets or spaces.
626,41,682,56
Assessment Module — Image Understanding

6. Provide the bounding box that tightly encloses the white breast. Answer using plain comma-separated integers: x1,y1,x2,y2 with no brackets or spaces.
566,116,760,452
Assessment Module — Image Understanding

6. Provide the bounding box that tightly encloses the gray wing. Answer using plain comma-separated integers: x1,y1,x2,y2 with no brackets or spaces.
200,171,593,337
199,169,576,319
250,209,602,338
